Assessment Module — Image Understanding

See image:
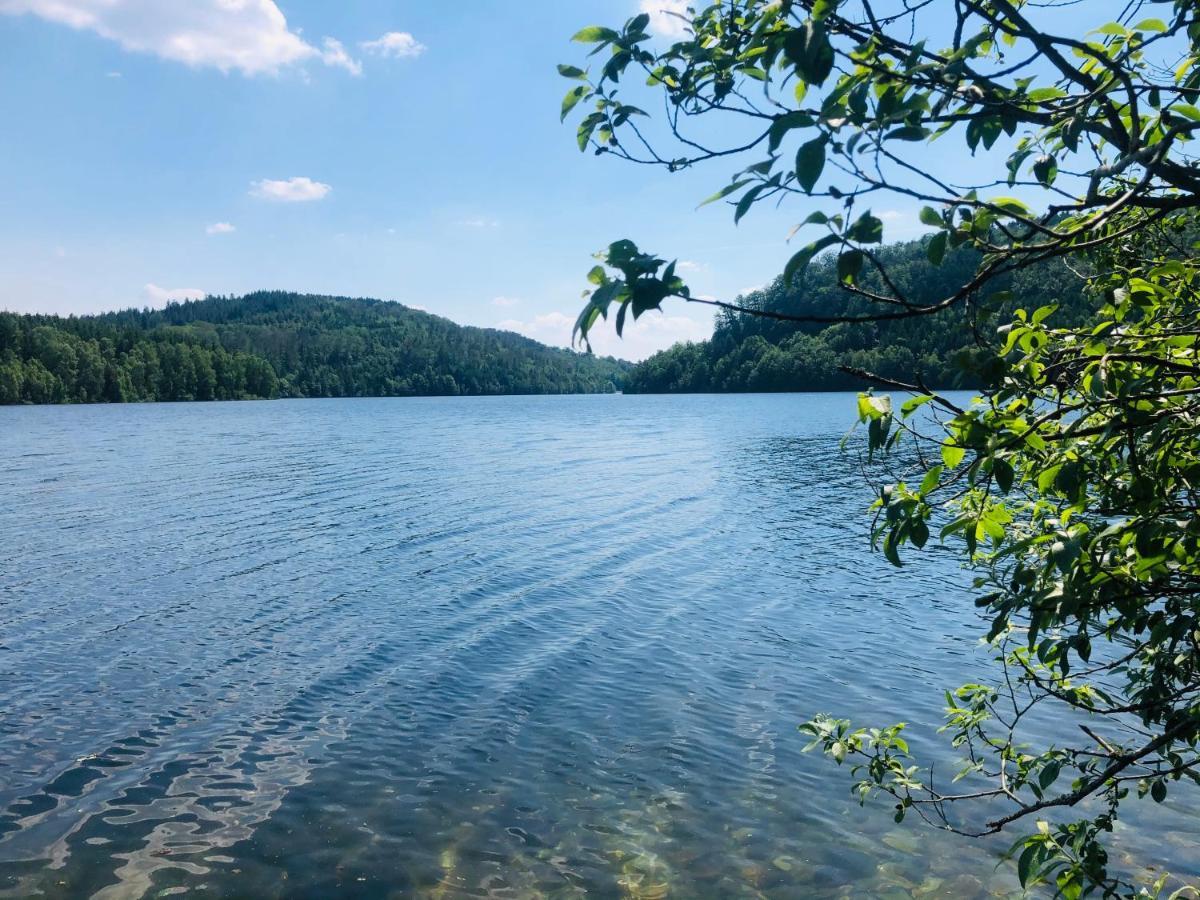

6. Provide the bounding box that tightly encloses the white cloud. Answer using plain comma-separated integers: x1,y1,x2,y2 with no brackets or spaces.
497,308,711,362
54,246,66,258
143,283,204,304
319,37,361,76
456,216,499,229
205,221,235,235
361,31,425,59
496,312,572,342
250,176,331,202
676,259,705,272
0,0,358,77
874,209,930,238
639,0,691,38
492,296,520,308
105,70,121,78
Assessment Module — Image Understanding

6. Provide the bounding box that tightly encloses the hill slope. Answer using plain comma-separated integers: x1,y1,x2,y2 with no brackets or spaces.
0,291,629,404
624,239,1092,393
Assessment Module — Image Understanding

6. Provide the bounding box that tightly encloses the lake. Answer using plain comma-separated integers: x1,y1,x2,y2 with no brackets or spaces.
0,394,1195,898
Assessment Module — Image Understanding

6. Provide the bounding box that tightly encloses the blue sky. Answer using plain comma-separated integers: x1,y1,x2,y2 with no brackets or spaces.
0,1,1130,360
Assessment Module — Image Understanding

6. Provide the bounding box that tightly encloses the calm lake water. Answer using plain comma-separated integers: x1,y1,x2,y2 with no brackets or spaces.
0,394,1196,898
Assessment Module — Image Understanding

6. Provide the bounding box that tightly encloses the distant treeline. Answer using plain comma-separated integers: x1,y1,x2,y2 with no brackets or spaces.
624,239,1093,393
0,291,629,404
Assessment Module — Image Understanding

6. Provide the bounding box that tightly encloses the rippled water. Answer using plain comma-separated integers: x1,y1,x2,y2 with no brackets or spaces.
0,394,1196,898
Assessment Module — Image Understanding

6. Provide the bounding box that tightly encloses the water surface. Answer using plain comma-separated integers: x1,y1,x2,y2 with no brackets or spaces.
0,395,1195,897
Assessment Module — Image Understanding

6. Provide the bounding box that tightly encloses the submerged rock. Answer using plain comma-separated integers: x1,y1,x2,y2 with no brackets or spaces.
881,830,922,855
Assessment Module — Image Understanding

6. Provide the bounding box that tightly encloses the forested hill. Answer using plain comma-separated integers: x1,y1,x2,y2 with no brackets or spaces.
625,238,1093,393
0,291,629,404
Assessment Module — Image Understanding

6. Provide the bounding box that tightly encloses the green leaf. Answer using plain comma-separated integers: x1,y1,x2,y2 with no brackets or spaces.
577,112,604,151
699,180,752,209
911,519,930,549
557,64,587,80
627,12,651,35
919,464,943,495
883,532,903,567
784,20,836,87
1037,464,1062,493
1038,761,1061,790
990,196,1033,217
810,0,841,20
560,85,589,122
1151,779,1167,803
927,231,948,266
784,233,840,284
1131,17,1168,33
795,135,828,193
942,443,966,468
1031,304,1058,325
734,185,766,224
837,249,864,284
919,206,943,227
1026,87,1067,103
572,25,620,43
901,394,934,418
1033,154,1058,185
1017,843,1037,887
846,212,883,244
858,393,892,421
768,110,817,153
993,458,1014,493
885,126,931,142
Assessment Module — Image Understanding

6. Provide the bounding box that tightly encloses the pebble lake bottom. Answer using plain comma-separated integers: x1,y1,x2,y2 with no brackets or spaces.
0,393,1196,898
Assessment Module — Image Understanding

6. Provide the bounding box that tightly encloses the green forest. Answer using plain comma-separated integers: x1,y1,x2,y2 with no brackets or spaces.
0,245,1094,405
623,238,1090,393
0,291,629,404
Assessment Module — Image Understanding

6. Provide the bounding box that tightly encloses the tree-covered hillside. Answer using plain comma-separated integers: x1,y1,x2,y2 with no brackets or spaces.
0,291,629,404
625,239,1091,393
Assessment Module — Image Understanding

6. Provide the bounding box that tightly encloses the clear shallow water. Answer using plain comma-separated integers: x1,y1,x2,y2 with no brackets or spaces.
0,394,1195,899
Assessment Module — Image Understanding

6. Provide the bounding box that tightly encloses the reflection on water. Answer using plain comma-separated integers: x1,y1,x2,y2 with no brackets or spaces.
0,394,1195,898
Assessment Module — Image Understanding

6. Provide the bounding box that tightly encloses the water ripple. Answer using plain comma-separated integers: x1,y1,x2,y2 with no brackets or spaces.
0,395,1195,898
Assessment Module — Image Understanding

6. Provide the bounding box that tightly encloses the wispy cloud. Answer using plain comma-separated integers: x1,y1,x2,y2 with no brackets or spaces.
0,0,359,77
497,308,710,361
143,283,204,304
319,37,361,76
250,177,331,202
875,208,929,238
205,222,236,235
455,216,499,229
361,31,425,59
639,0,691,38
492,296,520,308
